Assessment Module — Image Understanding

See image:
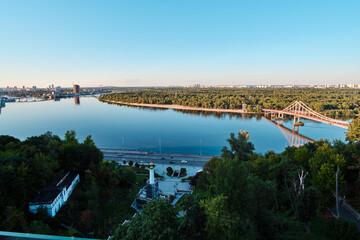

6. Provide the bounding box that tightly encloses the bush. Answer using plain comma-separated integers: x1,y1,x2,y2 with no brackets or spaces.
168,194,175,203
180,168,187,177
167,167,174,176
325,217,360,240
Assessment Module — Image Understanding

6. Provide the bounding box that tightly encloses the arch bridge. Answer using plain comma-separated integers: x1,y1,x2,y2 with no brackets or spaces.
263,101,349,129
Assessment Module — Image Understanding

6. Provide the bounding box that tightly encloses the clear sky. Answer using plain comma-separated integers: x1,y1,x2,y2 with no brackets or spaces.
0,0,359,87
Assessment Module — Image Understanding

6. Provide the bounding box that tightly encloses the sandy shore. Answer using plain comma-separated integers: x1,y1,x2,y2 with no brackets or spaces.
103,100,250,113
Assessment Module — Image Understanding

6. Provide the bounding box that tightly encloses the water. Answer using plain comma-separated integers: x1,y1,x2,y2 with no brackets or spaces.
0,97,347,156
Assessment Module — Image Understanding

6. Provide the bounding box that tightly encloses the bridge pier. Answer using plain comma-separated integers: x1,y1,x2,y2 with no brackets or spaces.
293,116,300,133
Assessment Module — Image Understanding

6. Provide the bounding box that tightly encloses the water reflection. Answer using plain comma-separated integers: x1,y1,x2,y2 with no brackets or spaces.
105,102,264,119
0,99,5,115
262,116,314,147
75,96,80,105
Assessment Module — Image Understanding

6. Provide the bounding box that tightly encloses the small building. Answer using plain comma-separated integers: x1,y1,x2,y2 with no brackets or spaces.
29,172,80,217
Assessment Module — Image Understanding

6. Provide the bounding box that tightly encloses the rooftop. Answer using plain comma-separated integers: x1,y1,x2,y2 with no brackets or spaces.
29,172,78,205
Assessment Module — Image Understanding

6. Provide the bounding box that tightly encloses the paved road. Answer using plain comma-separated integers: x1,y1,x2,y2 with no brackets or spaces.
330,206,360,229
101,149,214,167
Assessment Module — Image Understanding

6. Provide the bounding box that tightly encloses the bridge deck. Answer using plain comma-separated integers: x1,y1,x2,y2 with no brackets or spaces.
263,109,349,129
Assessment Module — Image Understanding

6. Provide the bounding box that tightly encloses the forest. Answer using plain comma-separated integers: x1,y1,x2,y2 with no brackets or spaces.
2,120,360,239
115,128,360,240
100,88,360,118
0,131,141,238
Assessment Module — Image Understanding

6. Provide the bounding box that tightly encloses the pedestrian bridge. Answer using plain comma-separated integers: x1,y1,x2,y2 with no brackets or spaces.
263,101,349,129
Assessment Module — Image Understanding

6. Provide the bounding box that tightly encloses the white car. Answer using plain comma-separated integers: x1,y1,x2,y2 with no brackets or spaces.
181,160,188,163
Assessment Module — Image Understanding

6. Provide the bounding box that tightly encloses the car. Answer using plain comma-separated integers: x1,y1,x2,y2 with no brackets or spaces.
181,160,188,163
122,158,126,161
117,153,123,156
161,157,165,159
169,161,175,164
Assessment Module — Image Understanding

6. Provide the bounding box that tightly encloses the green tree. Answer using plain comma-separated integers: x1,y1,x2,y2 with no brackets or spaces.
221,131,254,161
1,206,27,232
64,130,78,144
83,135,95,145
180,167,187,177
167,166,173,176
346,118,360,142
295,187,319,233
325,218,360,240
309,143,345,196
114,199,178,240
178,194,207,240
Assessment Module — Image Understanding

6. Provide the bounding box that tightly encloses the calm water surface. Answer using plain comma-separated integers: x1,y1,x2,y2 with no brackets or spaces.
0,97,347,156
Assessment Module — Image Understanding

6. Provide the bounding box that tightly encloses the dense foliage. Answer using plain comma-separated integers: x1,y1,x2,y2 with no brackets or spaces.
0,131,139,238
100,88,360,117
115,132,360,239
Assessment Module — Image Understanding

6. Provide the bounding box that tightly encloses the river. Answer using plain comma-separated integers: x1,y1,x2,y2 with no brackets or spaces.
0,96,347,156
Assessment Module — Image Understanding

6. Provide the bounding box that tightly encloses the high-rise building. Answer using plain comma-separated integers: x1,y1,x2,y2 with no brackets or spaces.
55,86,61,95
73,84,80,94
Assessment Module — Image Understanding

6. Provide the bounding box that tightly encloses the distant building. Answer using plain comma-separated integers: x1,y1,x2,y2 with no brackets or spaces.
55,86,61,95
73,84,80,94
29,172,80,217
242,103,247,111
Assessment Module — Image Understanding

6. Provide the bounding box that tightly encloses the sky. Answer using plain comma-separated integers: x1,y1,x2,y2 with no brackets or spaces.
0,0,359,87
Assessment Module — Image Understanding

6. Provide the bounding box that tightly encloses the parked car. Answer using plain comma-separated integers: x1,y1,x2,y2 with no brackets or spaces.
181,160,188,163
169,161,175,164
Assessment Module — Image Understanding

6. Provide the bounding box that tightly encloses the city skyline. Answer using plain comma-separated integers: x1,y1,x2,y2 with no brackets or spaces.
1,0,359,87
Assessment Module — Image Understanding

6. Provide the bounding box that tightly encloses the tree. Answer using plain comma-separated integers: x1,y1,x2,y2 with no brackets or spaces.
203,156,219,178
221,131,255,161
200,195,248,240
1,206,27,232
346,118,360,142
114,199,178,240
295,187,318,233
309,143,345,197
83,135,95,145
134,162,140,168
325,218,360,240
178,194,207,240
64,130,78,144
167,166,174,176
180,168,187,177
128,160,133,167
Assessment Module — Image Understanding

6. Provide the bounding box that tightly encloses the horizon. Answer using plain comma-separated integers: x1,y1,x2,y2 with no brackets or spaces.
1,0,359,87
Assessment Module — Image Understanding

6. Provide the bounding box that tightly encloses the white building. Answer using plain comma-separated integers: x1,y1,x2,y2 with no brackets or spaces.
29,172,80,217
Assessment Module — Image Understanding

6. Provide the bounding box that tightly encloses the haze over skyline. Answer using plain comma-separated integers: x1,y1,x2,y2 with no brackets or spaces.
1,0,359,88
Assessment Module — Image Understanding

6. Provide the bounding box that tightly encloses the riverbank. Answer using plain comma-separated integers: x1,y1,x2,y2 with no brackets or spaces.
101,99,253,114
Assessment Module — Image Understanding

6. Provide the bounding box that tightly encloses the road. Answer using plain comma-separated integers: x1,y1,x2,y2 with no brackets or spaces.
101,149,214,167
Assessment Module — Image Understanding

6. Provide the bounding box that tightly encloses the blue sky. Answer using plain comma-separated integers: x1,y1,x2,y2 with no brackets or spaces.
0,0,359,87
